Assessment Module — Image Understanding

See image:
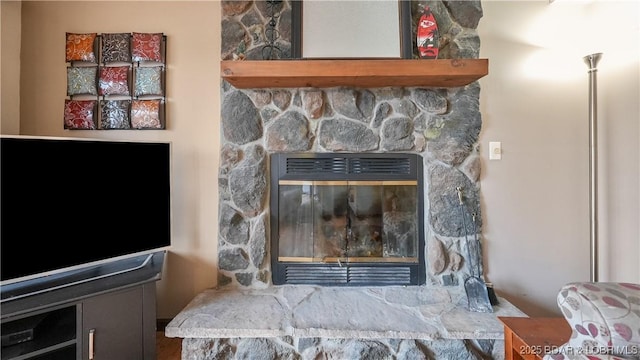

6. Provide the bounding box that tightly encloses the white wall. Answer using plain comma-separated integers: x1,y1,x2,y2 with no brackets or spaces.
479,0,639,315
17,1,221,319
1,0,21,134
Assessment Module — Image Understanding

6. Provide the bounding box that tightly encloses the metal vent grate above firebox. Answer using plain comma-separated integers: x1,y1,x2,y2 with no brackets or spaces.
349,158,411,175
286,157,348,174
285,157,412,176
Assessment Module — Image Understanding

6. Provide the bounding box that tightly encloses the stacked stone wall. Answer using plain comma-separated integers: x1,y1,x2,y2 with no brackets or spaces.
219,82,484,289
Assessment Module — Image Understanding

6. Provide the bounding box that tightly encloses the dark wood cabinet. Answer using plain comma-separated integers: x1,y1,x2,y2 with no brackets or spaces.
0,305,79,360
82,286,155,360
1,252,164,360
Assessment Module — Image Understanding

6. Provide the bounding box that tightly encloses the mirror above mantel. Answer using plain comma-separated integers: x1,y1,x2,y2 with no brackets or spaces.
290,0,412,59
219,58,489,89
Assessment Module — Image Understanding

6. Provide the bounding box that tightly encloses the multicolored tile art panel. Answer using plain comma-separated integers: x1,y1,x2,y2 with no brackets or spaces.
65,32,166,130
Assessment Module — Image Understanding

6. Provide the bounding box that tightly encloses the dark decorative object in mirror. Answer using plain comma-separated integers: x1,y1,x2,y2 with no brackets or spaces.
262,0,284,60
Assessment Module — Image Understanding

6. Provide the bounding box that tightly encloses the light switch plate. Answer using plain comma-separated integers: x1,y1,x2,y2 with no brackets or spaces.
489,141,502,160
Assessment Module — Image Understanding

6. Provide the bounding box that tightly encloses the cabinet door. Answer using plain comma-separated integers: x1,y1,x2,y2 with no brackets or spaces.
82,287,143,360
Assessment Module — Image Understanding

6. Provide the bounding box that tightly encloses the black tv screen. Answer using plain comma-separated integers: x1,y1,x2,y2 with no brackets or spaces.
1,136,171,284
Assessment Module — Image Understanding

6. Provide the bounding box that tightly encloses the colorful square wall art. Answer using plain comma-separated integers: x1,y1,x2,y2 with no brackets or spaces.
101,33,131,63
63,32,166,131
132,33,163,63
131,99,163,129
134,66,163,96
64,100,96,129
99,66,130,96
100,100,131,129
66,33,97,63
67,66,98,96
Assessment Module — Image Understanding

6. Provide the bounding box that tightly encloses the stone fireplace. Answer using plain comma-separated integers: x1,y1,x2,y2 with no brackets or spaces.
216,0,488,289
165,1,528,359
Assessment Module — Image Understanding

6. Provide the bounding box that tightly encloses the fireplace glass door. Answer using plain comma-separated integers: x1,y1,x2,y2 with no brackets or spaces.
278,180,418,264
270,152,425,286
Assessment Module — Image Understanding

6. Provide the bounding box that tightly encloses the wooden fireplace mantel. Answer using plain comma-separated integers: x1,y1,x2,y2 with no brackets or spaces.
220,59,488,89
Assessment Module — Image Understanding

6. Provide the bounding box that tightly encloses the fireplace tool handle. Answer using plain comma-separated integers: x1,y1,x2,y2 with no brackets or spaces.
456,186,492,313
456,187,475,277
471,212,482,279
471,211,499,305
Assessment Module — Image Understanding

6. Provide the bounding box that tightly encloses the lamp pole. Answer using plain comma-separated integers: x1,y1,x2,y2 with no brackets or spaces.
583,53,602,283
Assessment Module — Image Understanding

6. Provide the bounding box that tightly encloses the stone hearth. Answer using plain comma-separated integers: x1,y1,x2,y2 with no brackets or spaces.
165,285,525,359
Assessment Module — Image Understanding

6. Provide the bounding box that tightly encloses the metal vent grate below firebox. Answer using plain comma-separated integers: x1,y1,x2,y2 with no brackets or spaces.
284,265,412,285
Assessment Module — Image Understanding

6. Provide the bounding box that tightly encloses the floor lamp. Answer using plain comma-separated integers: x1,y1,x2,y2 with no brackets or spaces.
583,52,602,282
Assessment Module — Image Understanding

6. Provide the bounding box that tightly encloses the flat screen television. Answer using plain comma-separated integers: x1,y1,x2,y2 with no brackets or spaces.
0,135,171,298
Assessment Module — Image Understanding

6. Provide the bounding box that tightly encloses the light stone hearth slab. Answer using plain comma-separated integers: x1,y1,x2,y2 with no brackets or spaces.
165,285,526,341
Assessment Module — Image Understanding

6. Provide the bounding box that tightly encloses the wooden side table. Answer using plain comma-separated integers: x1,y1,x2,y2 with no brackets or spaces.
499,317,571,360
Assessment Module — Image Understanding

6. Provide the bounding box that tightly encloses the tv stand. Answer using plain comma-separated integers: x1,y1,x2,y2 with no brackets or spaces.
0,251,165,360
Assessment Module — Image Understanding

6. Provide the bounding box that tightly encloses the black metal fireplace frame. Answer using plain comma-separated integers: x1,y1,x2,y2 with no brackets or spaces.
270,152,425,286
